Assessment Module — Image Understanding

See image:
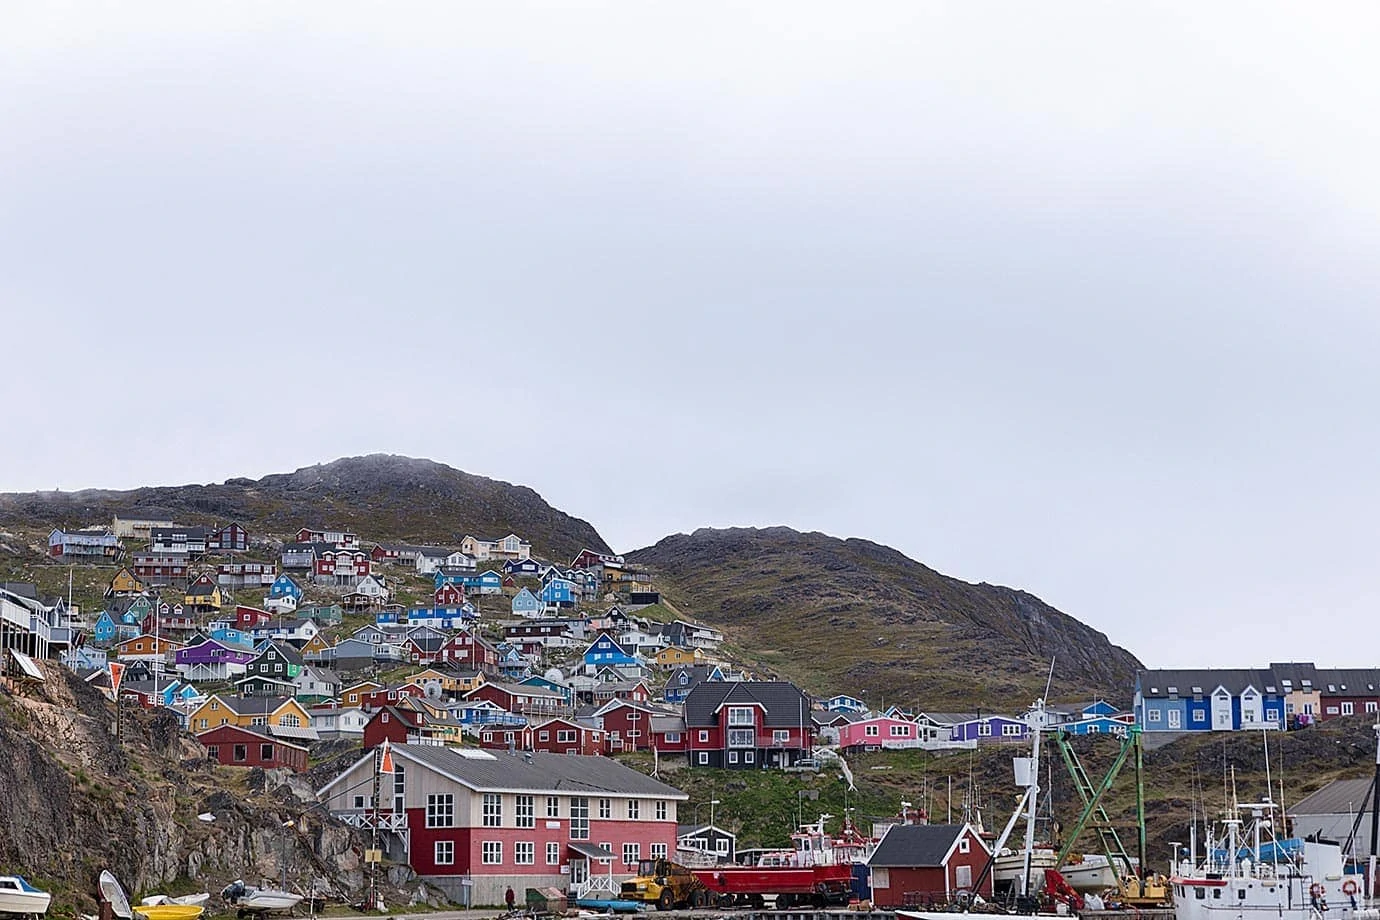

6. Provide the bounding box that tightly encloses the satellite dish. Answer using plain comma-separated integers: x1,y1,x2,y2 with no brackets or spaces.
544,668,564,681
99,870,133,920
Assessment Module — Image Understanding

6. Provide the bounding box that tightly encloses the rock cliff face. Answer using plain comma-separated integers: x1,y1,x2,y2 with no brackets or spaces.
629,527,1142,708
0,455,610,564
0,663,386,912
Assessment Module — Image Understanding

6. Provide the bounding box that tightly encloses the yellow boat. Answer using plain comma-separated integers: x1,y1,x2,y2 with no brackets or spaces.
133,905,205,920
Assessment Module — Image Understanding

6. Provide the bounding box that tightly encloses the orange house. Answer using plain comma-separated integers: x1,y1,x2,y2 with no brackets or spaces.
115,633,184,662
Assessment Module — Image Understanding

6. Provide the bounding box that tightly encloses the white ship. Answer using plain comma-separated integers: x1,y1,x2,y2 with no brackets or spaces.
1171,800,1378,920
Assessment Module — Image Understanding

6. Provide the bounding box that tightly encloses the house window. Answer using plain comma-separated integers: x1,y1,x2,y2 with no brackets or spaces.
547,796,560,818
698,752,709,765
482,793,503,827
599,798,611,819
1002,724,1022,736
627,799,640,820
1368,703,1378,714
557,729,576,743
698,730,709,742
1146,710,1162,723
206,745,219,759
623,843,640,867
959,836,971,854
728,706,754,726
651,843,668,859
435,841,454,865
353,795,367,809
1343,702,1356,716
728,751,738,764
666,732,681,743
516,795,535,828
570,797,590,840
728,728,754,747
890,724,910,737
978,722,992,736
261,744,274,761
865,725,880,737
744,751,755,763
481,841,502,865
1193,710,1206,723
515,842,535,865
656,800,668,821
427,794,455,828
547,842,561,865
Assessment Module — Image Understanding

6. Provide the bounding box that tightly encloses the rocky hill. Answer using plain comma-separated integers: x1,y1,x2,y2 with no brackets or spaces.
0,661,398,913
629,527,1142,708
0,455,609,564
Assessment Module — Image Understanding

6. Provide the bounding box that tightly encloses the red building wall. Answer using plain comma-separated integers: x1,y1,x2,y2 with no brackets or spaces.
198,726,307,772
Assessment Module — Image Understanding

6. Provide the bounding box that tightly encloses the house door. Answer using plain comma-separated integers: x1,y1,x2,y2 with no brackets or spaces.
1167,710,1181,729
955,865,973,890
570,859,587,891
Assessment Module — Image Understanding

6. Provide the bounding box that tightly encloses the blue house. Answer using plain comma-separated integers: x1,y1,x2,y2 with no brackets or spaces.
268,574,304,602
822,694,868,714
1135,668,1286,733
92,611,117,645
406,607,472,630
497,646,529,680
583,634,639,675
209,627,255,650
434,570,503,595
504,558,542,577
929,712,1031,744
375,608,406,625
511,588,542,618
539,579,577,609
520,674,573,704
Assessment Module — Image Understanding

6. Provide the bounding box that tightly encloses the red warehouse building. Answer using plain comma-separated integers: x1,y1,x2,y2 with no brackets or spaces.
865,823,992,908
197,724,309,772
318,745,686,906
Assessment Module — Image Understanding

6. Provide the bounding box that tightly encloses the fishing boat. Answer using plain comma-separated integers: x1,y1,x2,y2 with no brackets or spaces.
219,882,303,915
99,870,133,920
1058,852,1136,892
1171,799,1378,920
0,876,51,917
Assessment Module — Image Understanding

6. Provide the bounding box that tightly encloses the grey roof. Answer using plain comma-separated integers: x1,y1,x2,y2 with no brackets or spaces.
1290,778,1376,817
214,694,295,715
255,641,304,666
868,824,971,867
1137,668,1280,698
152,526,209,540
683,680,811,728
377,745,688,798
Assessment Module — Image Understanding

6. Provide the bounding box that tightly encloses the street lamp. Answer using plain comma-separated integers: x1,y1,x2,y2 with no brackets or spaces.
694,799,722,829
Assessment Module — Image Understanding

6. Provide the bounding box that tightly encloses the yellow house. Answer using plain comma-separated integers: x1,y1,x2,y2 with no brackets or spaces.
184,573,223,611
107,567,146,597
188,693,312,734
301,633,333,657
654,646,706,668
409,667,486,695
341,680,383,708
400,697,466,745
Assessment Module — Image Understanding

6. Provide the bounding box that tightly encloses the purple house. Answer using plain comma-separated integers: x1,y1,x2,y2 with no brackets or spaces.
174,638,257,682
926,711,1032,745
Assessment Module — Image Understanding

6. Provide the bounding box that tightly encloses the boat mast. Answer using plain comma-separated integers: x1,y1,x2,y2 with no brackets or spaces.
1021,697,1044,898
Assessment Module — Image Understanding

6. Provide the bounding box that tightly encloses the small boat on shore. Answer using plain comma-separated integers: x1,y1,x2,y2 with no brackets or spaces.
220,882,303,915
139,895,208,909
132,905,203,920
0,876,51,917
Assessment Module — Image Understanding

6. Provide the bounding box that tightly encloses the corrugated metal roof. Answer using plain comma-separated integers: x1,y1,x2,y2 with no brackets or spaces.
388,744,687,798
1290,778,1376,817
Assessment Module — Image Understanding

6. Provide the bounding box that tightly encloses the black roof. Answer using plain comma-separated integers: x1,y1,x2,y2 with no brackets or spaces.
682,680,810,728
868,824,972,867
152,526,209,540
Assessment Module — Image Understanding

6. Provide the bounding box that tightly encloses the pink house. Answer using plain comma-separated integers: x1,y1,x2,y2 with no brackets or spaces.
837,715,924,752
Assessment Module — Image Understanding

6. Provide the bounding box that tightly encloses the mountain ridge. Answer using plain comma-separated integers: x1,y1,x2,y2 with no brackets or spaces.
0,454,611,564
628,525,1141,708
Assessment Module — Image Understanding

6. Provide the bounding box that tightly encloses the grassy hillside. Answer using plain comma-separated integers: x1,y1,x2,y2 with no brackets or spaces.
630,527,1141,709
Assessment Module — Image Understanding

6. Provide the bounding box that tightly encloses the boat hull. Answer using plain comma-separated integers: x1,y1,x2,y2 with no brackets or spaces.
692,864,852,896
0,877,52,917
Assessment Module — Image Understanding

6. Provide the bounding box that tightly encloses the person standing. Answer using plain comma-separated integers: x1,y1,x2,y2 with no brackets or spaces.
505,886,515,911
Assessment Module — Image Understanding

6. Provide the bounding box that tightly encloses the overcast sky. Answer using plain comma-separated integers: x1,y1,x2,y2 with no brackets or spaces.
4,3,1379,670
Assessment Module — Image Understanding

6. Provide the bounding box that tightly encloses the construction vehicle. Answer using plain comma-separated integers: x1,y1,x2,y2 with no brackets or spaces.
619,859,707,910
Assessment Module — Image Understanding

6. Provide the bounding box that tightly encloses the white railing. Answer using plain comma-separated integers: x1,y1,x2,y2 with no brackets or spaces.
332,809,408,832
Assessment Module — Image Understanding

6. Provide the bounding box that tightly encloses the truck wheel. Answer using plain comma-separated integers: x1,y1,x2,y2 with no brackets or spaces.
717,894,735,909
749,895,765,909
777,894,794,909
658,890,674,911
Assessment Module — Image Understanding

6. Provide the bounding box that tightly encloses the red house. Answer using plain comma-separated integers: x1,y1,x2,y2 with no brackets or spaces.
314,548,372,583
357,683,426,711
132,554,189,583
438,631,501,674
362,705,452,749
207,523,250,553
594,700,660,752
196,724,308,773
463,680,566,717
522,717,606,755
434,583,466,607
318,745,687,907
235,605,274,630
683,680,813,769
866,823,992,907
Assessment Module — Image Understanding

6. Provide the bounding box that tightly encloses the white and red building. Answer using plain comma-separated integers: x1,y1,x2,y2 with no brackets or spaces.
314,547,372,586
318,746,685,905
682,681,814,769
296,527,359,550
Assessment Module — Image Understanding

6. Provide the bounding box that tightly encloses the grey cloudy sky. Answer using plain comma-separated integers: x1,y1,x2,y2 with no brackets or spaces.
4,3,1379,670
